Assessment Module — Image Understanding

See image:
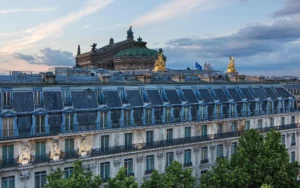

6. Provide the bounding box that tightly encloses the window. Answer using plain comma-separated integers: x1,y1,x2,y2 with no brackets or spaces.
281,117,285,125
201,147,208,163
3,91,11,106
165,108,171,122
281,135,286,146
291,151,296,162
231,122,237,132
64,167,74,179
63,90,71,105
202,125,207,136
258,119,262,129
124,110,131,126
185,127,191,138
96,90,104,105
35,141,46,156
2,176,15,188
231,142,237,155
184,149,192,166
145,109,152,124
167,129,173,141
201,170,208,175
215,105,221,118
125,133,132,148
35,116,45,134
291,116,296,124
65,114,74,131
100,162,110,180
65,138,74,152
101,135,109,151
217,124,223,134
34,90,42,105
2,117,13,137
146,131,154,145
146,155,154,173
270,118,274,127
245,121,250,130
230,104,235,117
34,171,46,188
124,158,133,175
217,144,223,157
291,133,296,146
100,111,108,128
2,145,14,164
166,152,174,168
182,107,189,121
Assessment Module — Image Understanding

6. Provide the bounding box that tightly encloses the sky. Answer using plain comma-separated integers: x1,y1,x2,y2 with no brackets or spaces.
0,0,299,76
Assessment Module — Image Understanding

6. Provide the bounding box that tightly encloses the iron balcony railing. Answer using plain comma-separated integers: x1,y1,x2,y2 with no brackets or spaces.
32,154,51,164
200,159,209,164
145,170,154,174
91,123,300,157
184,162,193,167
0,158,18,169
0,108,297,141
62,150,79,160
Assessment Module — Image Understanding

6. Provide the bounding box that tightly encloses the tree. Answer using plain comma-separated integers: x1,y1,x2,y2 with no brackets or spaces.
142,161,195,188
141,170,164,188
45,160,102,188
106,167,138,188
200,129,299,188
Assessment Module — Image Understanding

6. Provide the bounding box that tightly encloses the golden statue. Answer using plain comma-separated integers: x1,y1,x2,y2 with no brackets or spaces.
153,49,166,71
226,56,236,73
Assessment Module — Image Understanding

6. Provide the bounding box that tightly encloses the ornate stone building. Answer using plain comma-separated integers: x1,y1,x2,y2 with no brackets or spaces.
75,26,166,70
0,80,299,188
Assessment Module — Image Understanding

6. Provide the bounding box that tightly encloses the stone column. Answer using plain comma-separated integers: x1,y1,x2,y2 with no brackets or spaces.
176,150,183,163
157,153,164,173
210,145,216,165
287,132,291,149
136,156,144,186
225,140,231,160
20,170,30,188
194,146,200,187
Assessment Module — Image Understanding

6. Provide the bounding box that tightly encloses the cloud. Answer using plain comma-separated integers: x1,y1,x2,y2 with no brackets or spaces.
0,7,57,14
132,0,222,27
0,0,113,53
273,0,300,17
14,48,74,66
81,24,90,29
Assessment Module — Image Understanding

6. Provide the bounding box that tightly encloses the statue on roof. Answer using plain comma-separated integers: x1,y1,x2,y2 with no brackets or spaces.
91,43,97,52
226,56,236,73
109,38,114,45
127,25,134,40
77,45,81,55
153,49,166,71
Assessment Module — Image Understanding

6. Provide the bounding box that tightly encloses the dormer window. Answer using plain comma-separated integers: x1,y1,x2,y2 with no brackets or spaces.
65,114,74,131
182,107,189,121
3,91,11,107
165,108,171,122
63,90,71,105
2,117,13,137
36,115,45,134
34,90,42,105
124,110,131,126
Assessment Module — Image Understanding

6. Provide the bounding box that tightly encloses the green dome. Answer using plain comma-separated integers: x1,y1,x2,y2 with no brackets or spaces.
115,47,159,58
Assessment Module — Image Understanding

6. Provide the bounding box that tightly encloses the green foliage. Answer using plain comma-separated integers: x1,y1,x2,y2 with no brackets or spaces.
45,160,102,188
106,167,138,188
200,129,300,188
141,161,196,188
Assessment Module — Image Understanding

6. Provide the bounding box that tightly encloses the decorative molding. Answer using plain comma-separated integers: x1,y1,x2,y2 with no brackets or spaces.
136,156,144,163
194,146,200,152
210,145,216,151
157,153,164,160
297,130,300,136
176,150,183,155
113,159,121,167
287,133,291,137
225,140,231,147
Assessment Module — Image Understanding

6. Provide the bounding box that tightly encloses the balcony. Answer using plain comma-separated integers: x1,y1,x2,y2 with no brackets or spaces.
145,170,154,174
62,150,79,160
91,123,300,157
291,142,296,146
0,158,18,169
32,154,50,164
201,159,209,164
127,172,135,176
184,162,193,167
0,107,297,141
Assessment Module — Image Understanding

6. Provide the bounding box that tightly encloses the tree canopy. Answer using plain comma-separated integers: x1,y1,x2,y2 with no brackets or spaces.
106,167,138,188
200,129,299,188
45,160,102,188
141,161,196,188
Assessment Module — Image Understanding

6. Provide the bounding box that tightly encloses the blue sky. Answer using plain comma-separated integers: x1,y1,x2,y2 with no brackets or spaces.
0,0,299,76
